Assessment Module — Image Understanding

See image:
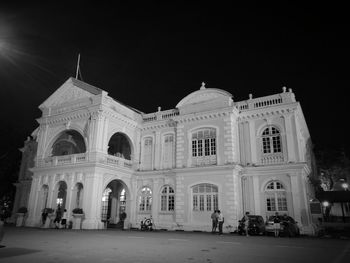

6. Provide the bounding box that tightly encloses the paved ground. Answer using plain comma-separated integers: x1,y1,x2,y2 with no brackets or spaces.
0,226,349,263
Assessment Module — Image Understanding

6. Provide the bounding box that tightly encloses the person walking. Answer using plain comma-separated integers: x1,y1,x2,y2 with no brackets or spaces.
217,210,224,235
211,210,218,233
273,212,281,237
243,212,250,236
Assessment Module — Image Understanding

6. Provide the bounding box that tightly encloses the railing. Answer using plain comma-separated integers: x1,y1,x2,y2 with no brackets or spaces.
36,153,132,169
142,109,179,122
260,153,285,165
37,153,87,167
105,155,133,168
235,91,295,112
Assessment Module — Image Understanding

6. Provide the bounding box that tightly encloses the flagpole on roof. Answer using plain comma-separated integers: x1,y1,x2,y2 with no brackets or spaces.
75,53,81,79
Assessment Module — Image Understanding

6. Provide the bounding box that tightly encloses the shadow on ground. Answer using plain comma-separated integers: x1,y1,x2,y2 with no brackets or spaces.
0,247,41,258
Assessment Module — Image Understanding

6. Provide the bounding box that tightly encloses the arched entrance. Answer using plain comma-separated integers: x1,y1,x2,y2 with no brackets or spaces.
101,179,129,229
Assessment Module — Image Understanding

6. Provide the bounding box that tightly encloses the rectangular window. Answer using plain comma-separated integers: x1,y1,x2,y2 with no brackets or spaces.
262,137,271,153
192,141,197,157
168,195,175,211
206,194,212,211
198,140,203,156
199,195,204,211
210,138,216,155
205,139,210,156
193,195,198,210
277,194,287,211
266,195,276,211
213,194,218,211
272,136,281,153
161,196,167,211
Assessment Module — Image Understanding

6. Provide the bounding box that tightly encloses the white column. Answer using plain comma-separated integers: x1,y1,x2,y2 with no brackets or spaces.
154,131,161,169
252,176,261,215
248,120,257,164
82,172,104,229
26,176,40,227
284,114,296,162
289,173,302,224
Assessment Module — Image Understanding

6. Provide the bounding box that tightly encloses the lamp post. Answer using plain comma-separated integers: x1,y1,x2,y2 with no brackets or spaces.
322,201,330,222
341,182,349,223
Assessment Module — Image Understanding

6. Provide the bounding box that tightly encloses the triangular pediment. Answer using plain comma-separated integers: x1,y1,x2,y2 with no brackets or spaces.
39,77,103,108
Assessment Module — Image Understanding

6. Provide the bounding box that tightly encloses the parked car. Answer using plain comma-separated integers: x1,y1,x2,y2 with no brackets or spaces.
238,215,265,235
265,215,300,237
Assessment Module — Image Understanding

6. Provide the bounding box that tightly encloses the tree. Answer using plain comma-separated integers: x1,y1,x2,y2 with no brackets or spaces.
315,147,350,191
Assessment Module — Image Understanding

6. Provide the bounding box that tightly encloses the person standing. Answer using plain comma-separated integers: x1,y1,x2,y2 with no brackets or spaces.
273,212,281,237
61,209,67,229
217,210,224,235
211,210,218,233
54,207,62,229
243,212,250,236
120,211,127,230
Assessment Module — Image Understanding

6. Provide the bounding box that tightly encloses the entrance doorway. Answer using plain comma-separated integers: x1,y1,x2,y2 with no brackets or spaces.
101,180,128,229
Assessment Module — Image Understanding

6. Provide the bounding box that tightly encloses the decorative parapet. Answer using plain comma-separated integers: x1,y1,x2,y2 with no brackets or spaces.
235,88,296,112
36,153,133,169
260,153,285,165
142,109,179,123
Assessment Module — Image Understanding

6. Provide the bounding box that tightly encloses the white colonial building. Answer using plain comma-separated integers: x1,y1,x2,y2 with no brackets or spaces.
13,77,316,234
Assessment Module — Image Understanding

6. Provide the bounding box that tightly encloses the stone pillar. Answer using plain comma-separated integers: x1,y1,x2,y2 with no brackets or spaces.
25,176,40,227
284,114,296,162
82,172,104,229
252,176,261,215
248,120,257,164
152,179,159,224
154,131,161,169
289,173,302,224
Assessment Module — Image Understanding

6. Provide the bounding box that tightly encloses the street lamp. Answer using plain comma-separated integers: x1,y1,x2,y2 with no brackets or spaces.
322,201,330,222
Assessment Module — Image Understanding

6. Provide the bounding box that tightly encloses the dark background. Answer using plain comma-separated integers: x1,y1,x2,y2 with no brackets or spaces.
1,2,349,158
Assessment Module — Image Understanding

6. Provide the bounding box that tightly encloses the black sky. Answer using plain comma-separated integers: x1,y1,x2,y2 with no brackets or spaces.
0,2,349,155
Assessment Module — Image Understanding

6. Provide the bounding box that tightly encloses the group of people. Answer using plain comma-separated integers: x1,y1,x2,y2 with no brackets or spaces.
41,206,68,229
211,210,224,235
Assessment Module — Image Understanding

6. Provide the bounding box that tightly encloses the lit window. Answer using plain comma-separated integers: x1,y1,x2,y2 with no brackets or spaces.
265,181,287,212
160,186,175,212
191,129,217,166
192,184,218,211
262,127,282,154
139,187,152,211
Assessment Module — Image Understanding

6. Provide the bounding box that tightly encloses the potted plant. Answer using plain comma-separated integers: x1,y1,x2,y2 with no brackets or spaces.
72,208,84,230
72,208,84,214
16,207,28,227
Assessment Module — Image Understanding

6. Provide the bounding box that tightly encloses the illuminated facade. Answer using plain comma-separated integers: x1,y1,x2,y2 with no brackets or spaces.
14,77,316,234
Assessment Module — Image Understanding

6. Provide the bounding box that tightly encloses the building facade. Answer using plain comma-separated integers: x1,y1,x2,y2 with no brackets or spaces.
14,77,316,234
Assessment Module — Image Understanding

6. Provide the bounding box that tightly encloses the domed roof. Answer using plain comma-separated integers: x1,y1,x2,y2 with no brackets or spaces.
176,82,233,108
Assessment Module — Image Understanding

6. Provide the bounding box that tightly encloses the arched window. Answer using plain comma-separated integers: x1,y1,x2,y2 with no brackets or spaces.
160,186,175,212
142,137,153,170
139,187,152,212
51,130,86,156
265,181,287,212
162,134,174,169
262,126,282,154
191,128,217,166
192,184,218,211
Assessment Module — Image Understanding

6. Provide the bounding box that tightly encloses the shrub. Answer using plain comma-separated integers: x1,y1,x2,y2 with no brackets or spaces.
17,207,28,213
72,208,83,214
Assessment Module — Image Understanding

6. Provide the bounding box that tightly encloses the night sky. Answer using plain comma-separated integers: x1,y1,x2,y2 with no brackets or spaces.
0,2,349,156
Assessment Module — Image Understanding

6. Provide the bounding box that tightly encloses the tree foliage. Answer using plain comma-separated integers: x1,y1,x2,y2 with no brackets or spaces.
315,147,350,191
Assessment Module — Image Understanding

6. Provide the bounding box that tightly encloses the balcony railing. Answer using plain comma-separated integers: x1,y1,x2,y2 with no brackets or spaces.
36,153,133,169
260,153,285,165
